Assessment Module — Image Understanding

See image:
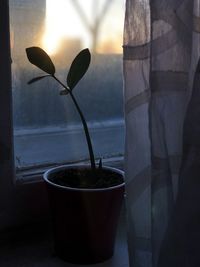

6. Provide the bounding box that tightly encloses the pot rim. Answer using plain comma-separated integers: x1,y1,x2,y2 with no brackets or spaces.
43,164,125,192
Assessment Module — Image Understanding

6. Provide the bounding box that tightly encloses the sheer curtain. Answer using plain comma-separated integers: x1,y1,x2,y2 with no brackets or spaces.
123,0,200,266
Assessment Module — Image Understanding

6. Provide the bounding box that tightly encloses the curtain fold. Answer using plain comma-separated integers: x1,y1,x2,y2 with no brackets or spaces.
123,1,200,266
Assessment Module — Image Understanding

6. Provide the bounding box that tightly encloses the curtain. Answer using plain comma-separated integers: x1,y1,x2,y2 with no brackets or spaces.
123,0,200,266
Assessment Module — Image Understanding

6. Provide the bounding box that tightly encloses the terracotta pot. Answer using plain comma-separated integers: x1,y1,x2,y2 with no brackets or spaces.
43,164,125,264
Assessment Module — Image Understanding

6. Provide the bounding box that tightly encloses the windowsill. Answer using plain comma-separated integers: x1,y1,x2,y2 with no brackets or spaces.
16,155,124,184
0,204,129,267
14,119,125,170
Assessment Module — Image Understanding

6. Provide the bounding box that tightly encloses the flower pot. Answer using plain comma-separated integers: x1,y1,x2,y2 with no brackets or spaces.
43,164,125,264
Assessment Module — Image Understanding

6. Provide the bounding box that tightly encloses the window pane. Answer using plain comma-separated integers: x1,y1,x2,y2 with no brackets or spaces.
10,0,125,170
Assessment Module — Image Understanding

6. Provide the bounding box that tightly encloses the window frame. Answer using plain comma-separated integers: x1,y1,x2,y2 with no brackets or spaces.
0,1,50,231
0,0,15,209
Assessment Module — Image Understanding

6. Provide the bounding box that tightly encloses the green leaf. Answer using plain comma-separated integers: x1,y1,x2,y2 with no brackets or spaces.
67,48,91,90
26,47,55,75
27,75,51,84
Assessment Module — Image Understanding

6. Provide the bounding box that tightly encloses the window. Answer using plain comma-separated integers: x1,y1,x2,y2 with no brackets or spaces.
0,0,125,231
10,0,125,173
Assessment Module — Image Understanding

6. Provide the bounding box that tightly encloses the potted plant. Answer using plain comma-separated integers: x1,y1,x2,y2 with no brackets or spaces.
26,47,125,264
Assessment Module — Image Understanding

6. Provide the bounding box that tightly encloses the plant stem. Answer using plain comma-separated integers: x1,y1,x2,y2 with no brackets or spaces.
53,75,96,170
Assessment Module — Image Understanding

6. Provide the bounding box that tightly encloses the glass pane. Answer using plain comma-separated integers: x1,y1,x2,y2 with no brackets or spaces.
10,0,125,170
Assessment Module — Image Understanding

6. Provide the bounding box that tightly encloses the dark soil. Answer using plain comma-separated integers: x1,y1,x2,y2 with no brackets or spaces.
48,167,124,189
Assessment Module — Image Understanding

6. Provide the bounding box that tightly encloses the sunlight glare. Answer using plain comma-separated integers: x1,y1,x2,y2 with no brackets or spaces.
42,0,89,55
42,0,124,55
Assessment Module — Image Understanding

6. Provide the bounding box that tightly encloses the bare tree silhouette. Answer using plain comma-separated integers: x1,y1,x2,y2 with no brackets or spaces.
70,0,114,53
